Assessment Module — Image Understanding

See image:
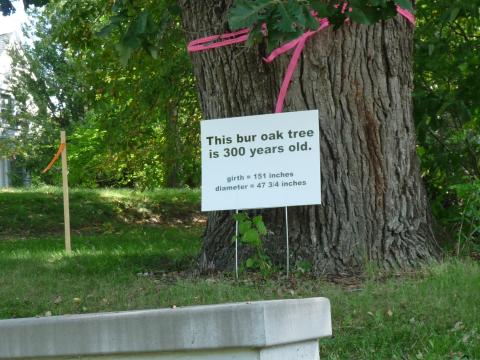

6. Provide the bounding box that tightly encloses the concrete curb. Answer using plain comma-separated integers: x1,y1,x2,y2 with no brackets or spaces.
0,297,332,359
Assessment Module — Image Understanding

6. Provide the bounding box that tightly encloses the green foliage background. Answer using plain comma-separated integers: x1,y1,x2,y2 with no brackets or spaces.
2,0,201,189
413,0,480,254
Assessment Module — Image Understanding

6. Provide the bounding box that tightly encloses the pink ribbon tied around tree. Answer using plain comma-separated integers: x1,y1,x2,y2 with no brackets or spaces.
188,5,415,114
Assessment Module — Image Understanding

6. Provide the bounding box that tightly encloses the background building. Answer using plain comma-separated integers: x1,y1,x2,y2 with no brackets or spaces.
0,32,14,188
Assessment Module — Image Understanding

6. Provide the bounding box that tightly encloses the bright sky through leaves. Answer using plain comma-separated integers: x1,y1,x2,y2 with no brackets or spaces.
0,0,26,35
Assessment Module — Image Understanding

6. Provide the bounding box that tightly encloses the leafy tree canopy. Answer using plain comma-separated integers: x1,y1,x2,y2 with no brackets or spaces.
99,0,414,63
228,0,413,49
2,0,200,189
2,0,415,64
413,0,480,249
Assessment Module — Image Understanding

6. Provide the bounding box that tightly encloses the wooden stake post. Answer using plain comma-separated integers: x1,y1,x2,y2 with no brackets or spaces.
60,131,72,254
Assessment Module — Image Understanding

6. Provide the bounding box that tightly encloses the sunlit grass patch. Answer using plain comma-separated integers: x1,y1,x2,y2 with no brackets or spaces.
0,186,202,237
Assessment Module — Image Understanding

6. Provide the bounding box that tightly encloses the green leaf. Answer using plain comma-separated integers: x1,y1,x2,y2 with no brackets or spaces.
347,2,397,25
458,62,469,74
112,0,127,13
243,229,261,246
122,35,141,50
147,46,159,59
233,212,247,222
394,0,413,11
273,3,297,33
245,23,264,47
238,219,252,235
166,3,182,17
108,15,125,25
253,216,267,236
256,222,267,236
133,10,149,34
329,10,347,30
288,0,306,27
115,42,134,66
97,24,117,38
448,8,460,22
371,0,388,6
303,7,320,31
309,1,335,18
347,6,377,25
228,0,274,30
245,258,256,268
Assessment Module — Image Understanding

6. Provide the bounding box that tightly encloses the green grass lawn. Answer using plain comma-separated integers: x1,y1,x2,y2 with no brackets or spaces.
0,187,479,359
0,186,202,237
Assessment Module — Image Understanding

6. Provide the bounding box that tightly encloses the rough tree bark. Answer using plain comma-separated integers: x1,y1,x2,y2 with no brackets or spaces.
179,0,440,276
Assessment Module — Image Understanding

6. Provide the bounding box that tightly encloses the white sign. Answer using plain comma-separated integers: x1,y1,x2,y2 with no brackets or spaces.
201,110,321,211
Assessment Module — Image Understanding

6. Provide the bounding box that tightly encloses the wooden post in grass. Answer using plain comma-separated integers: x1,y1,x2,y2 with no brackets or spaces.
61,130,72,254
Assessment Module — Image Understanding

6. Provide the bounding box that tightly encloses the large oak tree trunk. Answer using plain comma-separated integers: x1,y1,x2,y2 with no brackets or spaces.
179,0,440,276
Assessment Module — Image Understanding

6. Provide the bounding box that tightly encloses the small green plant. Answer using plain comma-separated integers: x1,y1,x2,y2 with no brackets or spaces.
295,259,312,275
450,178,480,256
233,212,272,276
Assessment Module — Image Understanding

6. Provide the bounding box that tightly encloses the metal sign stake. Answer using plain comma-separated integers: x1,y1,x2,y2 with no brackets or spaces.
285,206,289,277
235,209,239,279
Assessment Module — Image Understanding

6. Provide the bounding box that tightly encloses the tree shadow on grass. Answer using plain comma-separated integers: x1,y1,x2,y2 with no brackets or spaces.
0,188,203,238
0,251,195,277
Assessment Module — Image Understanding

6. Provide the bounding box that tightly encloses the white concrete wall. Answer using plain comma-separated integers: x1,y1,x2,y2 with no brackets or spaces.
0,298,332,360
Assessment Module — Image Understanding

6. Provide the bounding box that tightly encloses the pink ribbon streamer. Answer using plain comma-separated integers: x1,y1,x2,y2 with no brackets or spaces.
187,28,250,52
188,7,415,113
396,5,415,25
263,19,330,113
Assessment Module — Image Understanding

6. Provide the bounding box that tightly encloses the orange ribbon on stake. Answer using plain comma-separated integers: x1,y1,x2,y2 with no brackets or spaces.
41,143,66,174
